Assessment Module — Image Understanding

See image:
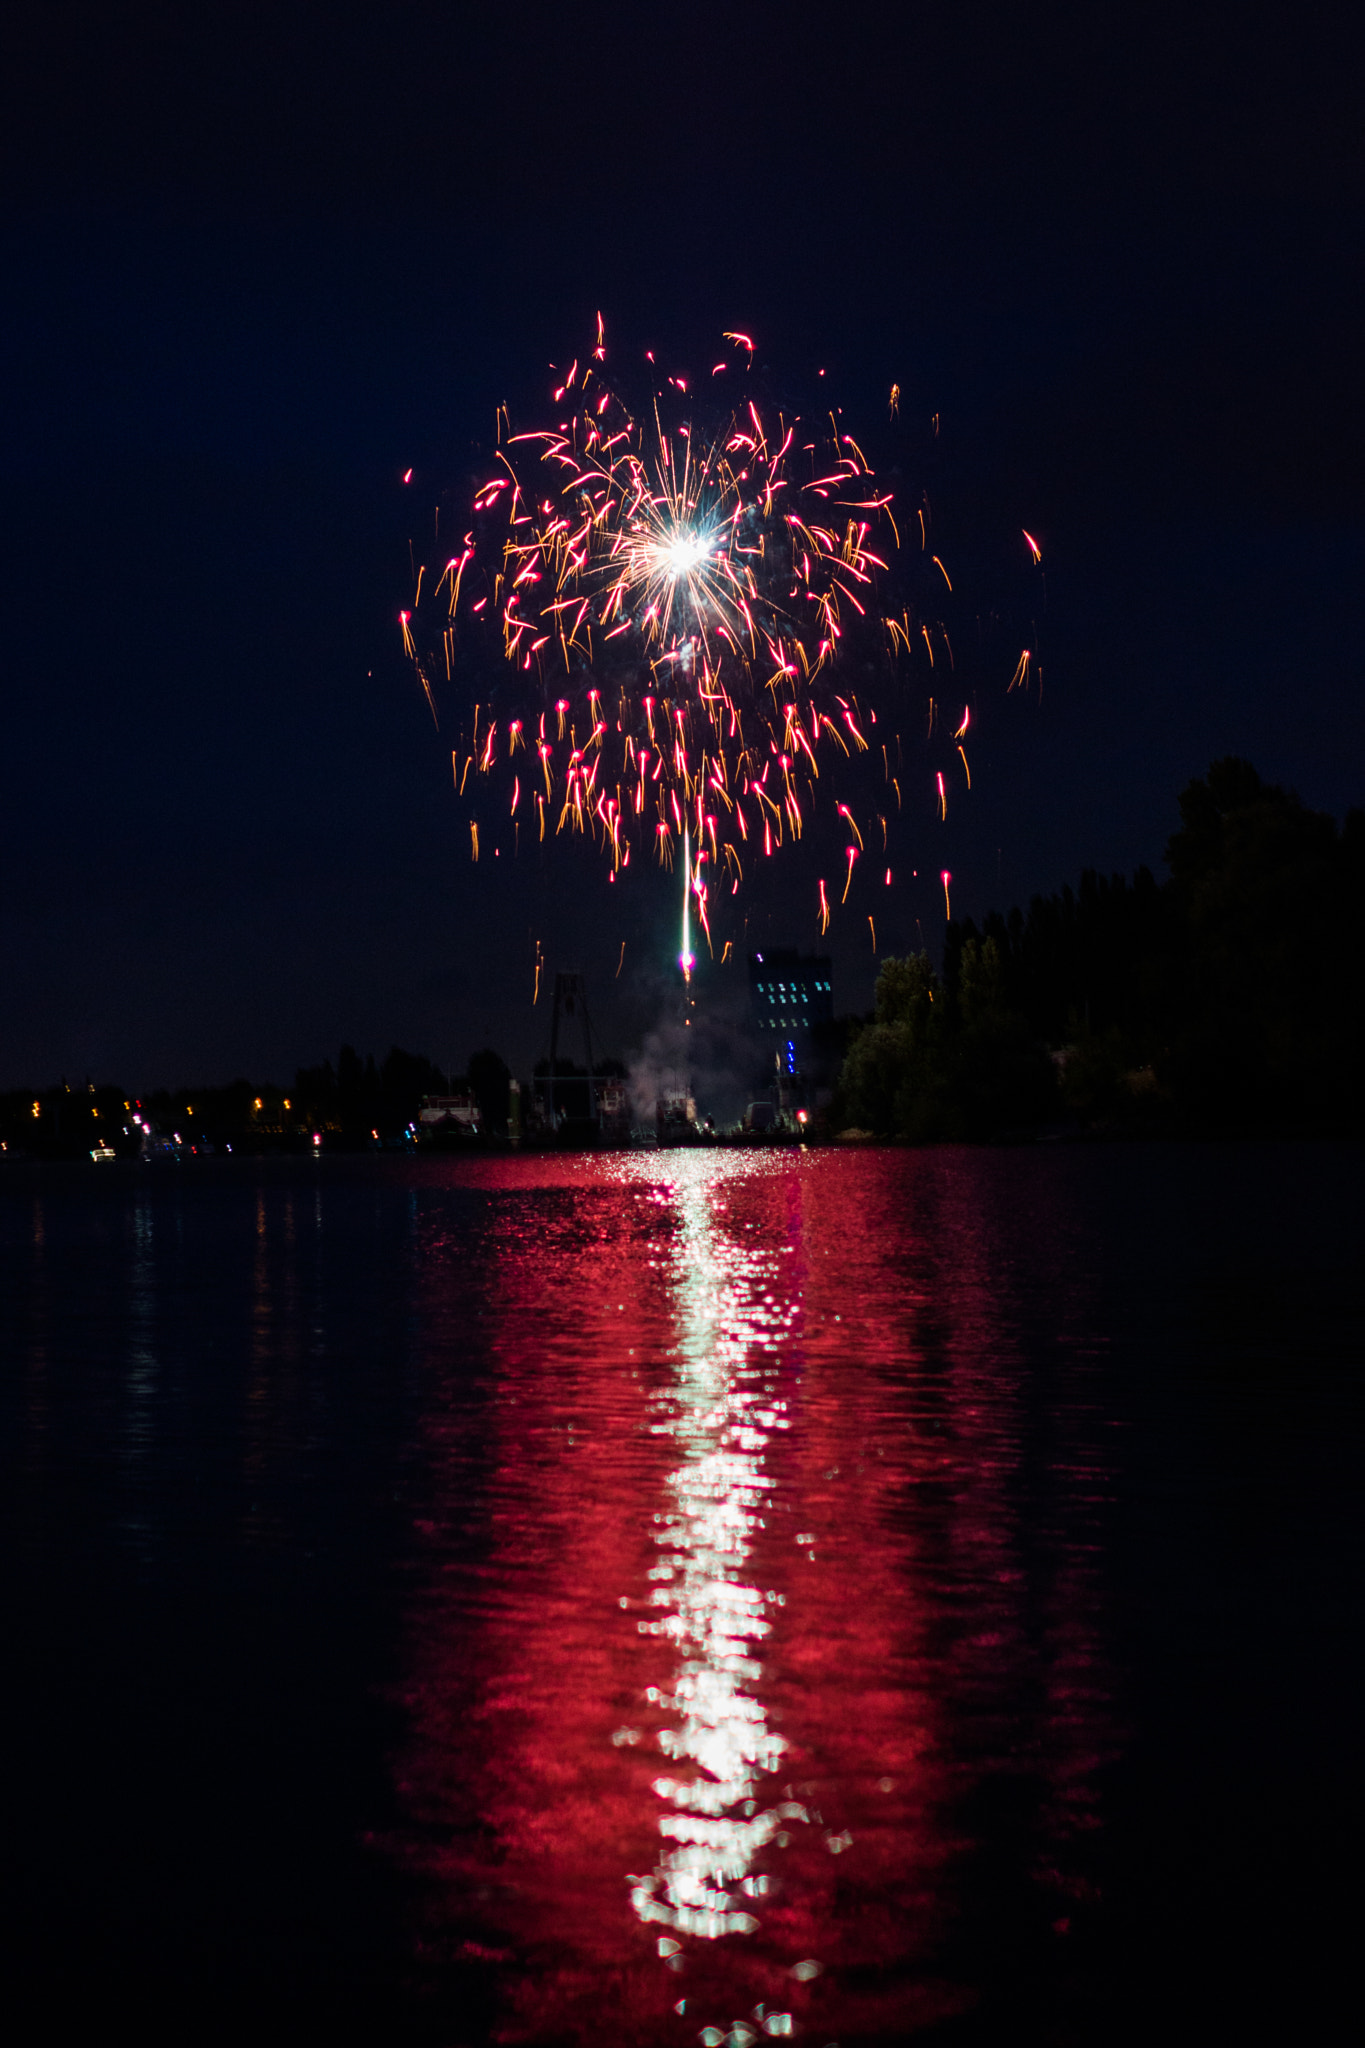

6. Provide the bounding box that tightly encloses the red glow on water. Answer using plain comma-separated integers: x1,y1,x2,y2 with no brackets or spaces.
391,1153,1117,2042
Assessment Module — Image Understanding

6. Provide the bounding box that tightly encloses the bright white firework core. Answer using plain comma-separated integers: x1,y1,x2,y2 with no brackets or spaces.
660,530,711,577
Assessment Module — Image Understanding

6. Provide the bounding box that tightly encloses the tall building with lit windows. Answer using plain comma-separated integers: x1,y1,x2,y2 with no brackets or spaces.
747,949,834,1038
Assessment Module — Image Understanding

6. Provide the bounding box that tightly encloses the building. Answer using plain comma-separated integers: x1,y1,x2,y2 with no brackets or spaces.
419,1093,481,1136
747,948,835,1109
748,950,834,1037
598,1078,631,1140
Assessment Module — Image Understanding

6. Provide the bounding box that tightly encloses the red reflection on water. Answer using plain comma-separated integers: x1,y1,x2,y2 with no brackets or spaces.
391,1152,1118,2044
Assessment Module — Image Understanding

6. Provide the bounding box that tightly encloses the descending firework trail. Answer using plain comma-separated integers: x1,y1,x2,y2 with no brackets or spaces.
403,322,1042,945
680,825,694,986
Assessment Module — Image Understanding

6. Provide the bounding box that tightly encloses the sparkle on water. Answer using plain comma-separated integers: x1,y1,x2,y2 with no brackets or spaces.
393,1146,1128,2044
7,1142,1354,2045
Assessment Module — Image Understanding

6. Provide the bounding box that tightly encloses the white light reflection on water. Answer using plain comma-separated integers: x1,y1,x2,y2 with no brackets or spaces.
628,1159,808,1951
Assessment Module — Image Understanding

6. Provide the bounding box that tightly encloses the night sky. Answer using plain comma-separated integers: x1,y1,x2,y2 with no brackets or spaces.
3,2,1361,1090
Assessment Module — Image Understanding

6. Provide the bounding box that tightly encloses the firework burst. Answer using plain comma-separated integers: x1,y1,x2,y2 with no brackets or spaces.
403,322,1039,951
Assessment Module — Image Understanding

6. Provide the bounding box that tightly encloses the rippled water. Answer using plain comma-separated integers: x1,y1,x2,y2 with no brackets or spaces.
1,1146,1360,2044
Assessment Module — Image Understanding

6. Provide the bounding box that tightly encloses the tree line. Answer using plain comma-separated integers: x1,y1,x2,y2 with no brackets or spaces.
0,1045,518,1157
6,758,1359,1155
0,1042,643,1158
833,759,1365,1138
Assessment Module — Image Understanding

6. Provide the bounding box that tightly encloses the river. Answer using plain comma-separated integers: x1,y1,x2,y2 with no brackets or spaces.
1,1144,1359,2043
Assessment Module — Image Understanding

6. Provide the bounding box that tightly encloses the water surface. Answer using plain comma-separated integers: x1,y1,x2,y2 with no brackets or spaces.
1,1146,1359,2043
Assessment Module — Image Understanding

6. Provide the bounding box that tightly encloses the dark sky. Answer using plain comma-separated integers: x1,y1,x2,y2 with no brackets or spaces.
2,1,1361,1089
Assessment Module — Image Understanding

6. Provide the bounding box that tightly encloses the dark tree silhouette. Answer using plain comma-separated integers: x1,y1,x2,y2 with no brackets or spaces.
834,760,1363,1138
